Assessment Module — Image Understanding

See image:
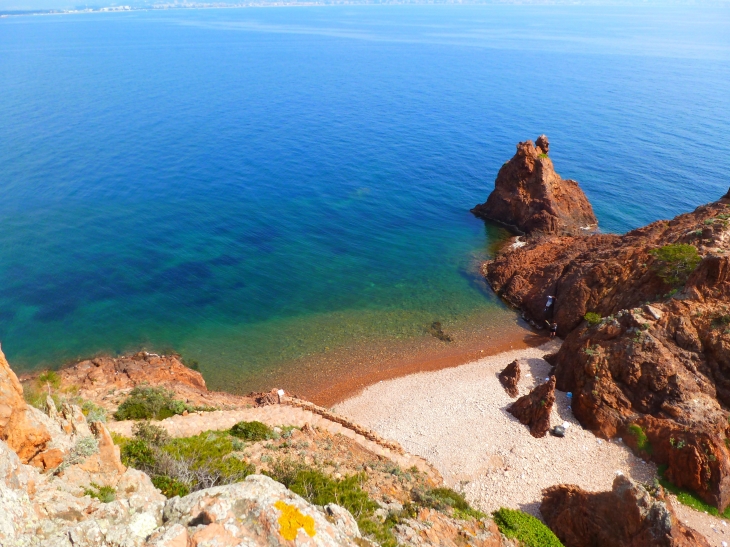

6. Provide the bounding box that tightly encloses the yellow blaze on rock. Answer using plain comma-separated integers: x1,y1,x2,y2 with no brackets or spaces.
274,500,316,541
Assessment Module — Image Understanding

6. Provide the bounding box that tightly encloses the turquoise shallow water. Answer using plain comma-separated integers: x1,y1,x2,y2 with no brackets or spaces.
1,5,730,390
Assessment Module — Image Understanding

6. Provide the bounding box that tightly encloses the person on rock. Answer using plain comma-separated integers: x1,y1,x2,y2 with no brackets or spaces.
544,295,555,313
549,322,558,338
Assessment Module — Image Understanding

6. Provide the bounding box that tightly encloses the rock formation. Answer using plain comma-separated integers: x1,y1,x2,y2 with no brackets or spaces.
2,344,513,547
507,376,555,438
540,475,711,547
480,163,730,509
498,359,521,397
471,136,596,236
21,351,247,414
0,344,52,464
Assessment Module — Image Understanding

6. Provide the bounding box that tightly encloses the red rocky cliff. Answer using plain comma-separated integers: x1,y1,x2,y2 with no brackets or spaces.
541,475,710,547
482,189,730,510
0,344,51,463
471,136,597,236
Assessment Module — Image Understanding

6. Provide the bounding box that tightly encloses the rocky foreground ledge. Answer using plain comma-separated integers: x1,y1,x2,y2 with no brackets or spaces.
477,137,730,514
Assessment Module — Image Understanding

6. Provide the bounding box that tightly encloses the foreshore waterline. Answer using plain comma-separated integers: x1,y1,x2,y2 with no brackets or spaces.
246,317,545,407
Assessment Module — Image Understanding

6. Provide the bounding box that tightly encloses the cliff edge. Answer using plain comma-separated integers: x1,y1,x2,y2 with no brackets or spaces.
479,139,730,512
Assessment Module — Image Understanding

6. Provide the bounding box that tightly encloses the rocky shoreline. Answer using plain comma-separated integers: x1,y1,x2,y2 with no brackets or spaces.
480,137,730,515
3,136,729,546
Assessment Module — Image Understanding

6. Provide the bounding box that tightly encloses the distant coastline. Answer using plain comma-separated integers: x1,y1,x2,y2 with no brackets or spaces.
3,0,728,18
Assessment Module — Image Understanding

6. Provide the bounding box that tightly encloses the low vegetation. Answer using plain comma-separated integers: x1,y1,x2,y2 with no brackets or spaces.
266,459,486,547
656,465,730,519
492,508,564,547
118,422,255,497
84,483,116,503
115,422,492,547
584,312,602,326
412,487,485,520
627,423,653,455
230,420,273,441
113,386,193,421
648,243,701,286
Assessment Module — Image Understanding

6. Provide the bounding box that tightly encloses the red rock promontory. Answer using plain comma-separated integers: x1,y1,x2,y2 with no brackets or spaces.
480,172,730,510
471,136,597,236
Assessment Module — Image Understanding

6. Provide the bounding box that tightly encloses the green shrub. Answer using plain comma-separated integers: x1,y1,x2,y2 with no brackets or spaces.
82,401,107,423
711,314,730,330
648,244,701,286
152,475,190,498
113,386,190,421
57,436,100,472
84,483,116,503
628,424,653,455
120,439,157,469
538,153,548,159
656,465,730,519
289,471,378,520
230,420,273,441
38,370,61,390
584,312,602,326
266,460,398,546
414,487,485,519
132,421,170,446
121,429,255,496
492,508,564,547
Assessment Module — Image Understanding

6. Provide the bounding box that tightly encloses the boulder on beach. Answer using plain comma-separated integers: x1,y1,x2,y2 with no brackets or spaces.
540,475,711,547
507,375,555,438
498,359,521,398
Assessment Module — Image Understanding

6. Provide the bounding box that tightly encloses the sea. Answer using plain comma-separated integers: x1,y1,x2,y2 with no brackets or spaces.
1,4,729,396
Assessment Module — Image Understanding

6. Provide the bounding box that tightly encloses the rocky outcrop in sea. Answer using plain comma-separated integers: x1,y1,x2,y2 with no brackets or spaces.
471,135,597,236
478,138,730,513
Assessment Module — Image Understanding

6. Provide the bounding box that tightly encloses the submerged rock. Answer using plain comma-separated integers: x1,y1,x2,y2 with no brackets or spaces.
540,475,711,547
471,136,596,236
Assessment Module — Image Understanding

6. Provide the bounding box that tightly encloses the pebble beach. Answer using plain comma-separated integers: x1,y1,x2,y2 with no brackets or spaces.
334,341,730,546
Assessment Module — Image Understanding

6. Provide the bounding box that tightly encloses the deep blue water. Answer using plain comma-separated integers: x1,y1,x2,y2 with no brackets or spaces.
1,5,730,389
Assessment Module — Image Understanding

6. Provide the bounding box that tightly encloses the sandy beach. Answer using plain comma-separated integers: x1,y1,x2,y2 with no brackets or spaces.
334,341,730,546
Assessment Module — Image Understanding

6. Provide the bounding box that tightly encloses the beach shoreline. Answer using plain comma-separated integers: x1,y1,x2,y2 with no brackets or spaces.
254,320,547,407
332,341,729,545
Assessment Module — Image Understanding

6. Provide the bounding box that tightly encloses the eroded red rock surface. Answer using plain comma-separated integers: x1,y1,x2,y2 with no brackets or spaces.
21,352,254,413
481,187,730,510
471,136,596,236
507,375,555,438
0,344,52,463
540,475,711,547
498,359,521,398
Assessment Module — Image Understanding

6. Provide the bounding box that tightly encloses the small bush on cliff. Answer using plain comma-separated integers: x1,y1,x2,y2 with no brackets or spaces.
627,424,653,455
230,420,273,441
492,508,564,547
413,487,485,519
649,243,701,286
120,429,255,495
84,483,116,503
584,312,602,326
114,386,191,421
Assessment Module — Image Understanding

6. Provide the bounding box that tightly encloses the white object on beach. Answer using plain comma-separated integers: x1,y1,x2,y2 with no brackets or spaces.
562,422,570,429
277,389,285,396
